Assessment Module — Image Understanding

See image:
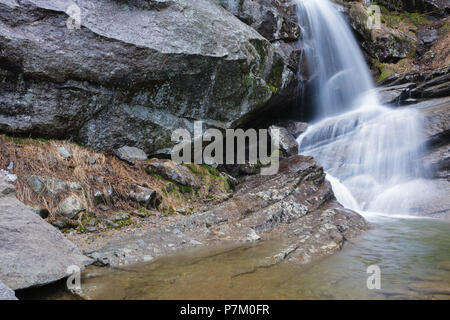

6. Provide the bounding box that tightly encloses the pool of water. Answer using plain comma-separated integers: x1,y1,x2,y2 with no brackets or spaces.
21,214,450,300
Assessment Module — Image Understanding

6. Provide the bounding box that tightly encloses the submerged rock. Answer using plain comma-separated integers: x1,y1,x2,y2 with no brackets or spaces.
0,0,296,155
0,182,91,290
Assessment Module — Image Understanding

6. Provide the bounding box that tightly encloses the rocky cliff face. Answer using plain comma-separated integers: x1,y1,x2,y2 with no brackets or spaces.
0,0,298,155
343,1,449,83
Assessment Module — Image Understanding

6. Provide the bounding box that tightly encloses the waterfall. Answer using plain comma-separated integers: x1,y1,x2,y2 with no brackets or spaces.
295,0,431,215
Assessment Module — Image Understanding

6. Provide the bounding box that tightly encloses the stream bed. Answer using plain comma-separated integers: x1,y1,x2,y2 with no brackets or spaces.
21,214,450,300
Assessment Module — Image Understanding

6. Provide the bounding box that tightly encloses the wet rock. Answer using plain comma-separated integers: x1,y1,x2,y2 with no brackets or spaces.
277,120,309,138
56,195,85,219
269,125,299,157
113,146,147,165
0,0,295,155
0,280,17,300
0,182,91,290
146,159,200,188
376,83,417,105
377,66,450,104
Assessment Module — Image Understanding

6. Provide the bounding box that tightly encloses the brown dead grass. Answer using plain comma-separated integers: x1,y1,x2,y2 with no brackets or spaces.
0,135,167,222
0,135,232,226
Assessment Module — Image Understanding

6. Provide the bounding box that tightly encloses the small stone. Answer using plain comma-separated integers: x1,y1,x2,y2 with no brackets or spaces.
97,204,109,211
57,146,72,159
93,190,105,205
105,220,119,228
113,146,147,165
111,212,130,221
0,182,16,197
56,195,85,219
86,226,99,233
27,176,45,194
6,162,13,170
129,186,159,208
246,228,261,242
146,159,200,188
51,217,74,229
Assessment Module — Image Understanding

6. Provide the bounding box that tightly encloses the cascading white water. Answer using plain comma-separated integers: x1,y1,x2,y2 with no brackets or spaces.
296,0,377,118
295,0,432,215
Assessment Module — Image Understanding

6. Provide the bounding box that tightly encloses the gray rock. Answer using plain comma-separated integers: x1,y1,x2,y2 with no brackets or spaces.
113,146,148,165
418,29,439,46
0,0,296,155
26,175,82,195
129,186,160,208
276,120,309,138
269,125,299,157
0,280,17,300
146,159,200,188
218,0,300,42
111,212,130,222
56,195,85,219
347,2,417,63
57,146,72,159
377,66,450,105
0,182,91,290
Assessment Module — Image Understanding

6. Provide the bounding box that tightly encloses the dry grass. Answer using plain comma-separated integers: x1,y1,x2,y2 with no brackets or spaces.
0,135,232,227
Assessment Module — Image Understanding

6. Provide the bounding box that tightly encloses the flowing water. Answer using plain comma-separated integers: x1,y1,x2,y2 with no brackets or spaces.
21,0,449,300
296,0,432,215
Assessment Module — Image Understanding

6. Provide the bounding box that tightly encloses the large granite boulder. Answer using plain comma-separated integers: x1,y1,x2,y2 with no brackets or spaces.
0,180,91,290
0,0,296,155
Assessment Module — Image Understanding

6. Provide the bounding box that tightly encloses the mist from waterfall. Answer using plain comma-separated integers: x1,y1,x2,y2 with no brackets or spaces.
295,0,432,215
